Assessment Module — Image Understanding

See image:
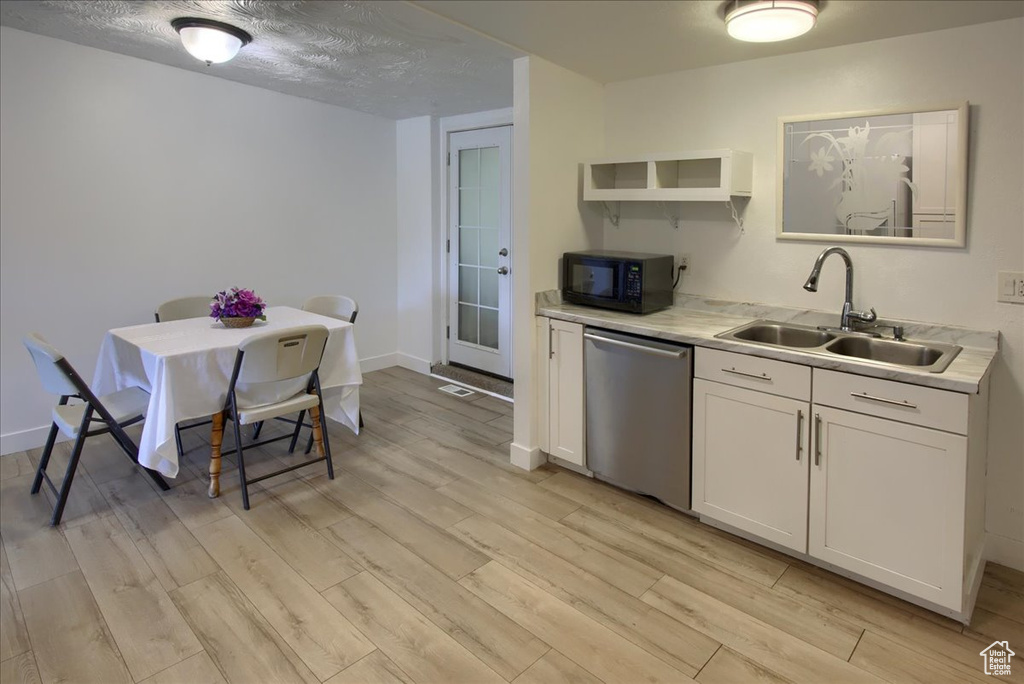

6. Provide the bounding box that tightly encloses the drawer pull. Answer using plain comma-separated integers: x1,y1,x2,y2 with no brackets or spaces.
795,410,803,461
814,413,821,466
850,392,918,410
722,367,772,382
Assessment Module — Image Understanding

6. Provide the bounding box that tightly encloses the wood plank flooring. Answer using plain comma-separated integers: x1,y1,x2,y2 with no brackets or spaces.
1,365,1022,684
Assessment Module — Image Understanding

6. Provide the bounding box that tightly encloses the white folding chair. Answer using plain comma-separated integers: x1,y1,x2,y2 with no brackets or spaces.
23,333,169,526
279,295,363,452
212,325,334,509
302,294,358,324
155,295,214,458
154,295,212,323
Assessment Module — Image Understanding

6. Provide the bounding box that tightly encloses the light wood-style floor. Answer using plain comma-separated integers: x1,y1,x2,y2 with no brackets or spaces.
1,366,1022,684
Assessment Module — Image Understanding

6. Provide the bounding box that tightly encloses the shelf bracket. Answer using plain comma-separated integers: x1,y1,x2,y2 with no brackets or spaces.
600,201,621,228
656,201,680,230
726,198,748,234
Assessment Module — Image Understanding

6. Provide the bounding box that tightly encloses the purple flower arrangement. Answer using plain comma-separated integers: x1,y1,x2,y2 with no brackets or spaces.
210,287,267,321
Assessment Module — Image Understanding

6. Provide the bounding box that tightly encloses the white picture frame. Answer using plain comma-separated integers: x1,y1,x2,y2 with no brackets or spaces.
776,101,969,248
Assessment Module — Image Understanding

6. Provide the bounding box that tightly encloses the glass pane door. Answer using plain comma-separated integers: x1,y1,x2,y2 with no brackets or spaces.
447,126,512,378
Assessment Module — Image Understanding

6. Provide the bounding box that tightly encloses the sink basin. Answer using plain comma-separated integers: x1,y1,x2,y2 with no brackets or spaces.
729,322,836,348
716,319,962,373
824,336,961,372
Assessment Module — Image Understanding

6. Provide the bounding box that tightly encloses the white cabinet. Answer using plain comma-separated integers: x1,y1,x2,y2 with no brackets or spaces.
809,405,967,610
583,150,753,202
537,317,585,467
808,368,986,615
693,378,810,552
694,353,988,620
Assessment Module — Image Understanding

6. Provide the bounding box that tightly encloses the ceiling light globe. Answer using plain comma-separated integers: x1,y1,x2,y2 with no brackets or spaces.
726,0,818,43
178,26,243,64
171,18,252,65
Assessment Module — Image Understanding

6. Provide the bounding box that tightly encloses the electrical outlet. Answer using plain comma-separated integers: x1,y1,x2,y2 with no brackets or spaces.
997,271,1024,304
678,254,691,272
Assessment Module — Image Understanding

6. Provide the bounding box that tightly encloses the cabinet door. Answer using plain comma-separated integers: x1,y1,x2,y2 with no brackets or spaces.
809,407,966,610
693,379,810,552
548,320,585,466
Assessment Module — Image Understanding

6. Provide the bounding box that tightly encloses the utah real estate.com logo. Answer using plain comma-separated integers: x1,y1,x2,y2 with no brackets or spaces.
980,641,1015,676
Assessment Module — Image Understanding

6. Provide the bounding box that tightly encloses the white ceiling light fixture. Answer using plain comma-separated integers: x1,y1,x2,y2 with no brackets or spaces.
171,17,252,65
725,0,819,43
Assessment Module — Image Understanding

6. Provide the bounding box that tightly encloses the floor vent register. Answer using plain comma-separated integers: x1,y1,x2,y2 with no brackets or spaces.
438,384,475,398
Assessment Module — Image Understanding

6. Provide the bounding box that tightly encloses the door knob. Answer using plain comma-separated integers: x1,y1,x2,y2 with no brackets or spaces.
497,266,509,275
499,248,508,257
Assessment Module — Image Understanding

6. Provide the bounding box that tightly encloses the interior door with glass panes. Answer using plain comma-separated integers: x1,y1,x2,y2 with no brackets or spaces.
447,126,512,379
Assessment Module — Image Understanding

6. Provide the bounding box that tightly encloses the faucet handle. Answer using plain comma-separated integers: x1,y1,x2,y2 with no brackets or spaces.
848,307,877,324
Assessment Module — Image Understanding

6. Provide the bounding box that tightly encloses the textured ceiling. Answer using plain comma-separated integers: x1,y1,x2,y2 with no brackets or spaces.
416,0,1024,84
3,1,1021,120
0,0,524,120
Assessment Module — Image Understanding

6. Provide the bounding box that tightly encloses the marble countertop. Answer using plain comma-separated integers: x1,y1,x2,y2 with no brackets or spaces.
536,292,998,394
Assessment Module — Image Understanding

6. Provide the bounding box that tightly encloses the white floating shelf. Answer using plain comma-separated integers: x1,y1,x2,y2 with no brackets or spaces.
583,149,753,202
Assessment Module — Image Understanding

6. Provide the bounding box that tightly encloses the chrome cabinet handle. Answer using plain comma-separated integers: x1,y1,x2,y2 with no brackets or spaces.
499,248,508,257
549,324,554,359
814,413,822,466
850,392,917,409
795,410,803,462
497,266,509,275
722,367,772,382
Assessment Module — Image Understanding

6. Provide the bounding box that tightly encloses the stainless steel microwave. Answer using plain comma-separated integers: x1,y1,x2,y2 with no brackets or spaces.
562,251,674,314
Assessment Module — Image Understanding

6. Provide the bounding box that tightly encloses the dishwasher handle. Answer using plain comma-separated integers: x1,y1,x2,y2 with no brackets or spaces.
584,332,688,359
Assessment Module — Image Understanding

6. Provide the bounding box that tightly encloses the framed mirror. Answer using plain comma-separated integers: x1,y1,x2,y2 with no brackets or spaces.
777,102,968,247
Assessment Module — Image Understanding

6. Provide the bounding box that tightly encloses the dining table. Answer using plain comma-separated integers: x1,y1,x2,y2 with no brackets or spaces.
93,305,362,496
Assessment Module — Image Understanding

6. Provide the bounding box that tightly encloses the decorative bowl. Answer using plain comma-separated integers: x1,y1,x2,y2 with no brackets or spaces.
220,317,256,329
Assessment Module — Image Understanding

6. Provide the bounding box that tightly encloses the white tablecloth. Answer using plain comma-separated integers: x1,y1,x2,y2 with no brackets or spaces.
93,306,361,478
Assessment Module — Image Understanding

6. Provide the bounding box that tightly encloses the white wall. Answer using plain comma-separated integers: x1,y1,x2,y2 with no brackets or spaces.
601,19,1024,564
511,56,605,468
396,116,437,374
0,27,398,453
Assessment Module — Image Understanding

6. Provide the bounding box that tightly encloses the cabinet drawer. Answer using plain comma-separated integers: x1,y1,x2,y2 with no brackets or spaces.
813,368,968,434
696,347,810,401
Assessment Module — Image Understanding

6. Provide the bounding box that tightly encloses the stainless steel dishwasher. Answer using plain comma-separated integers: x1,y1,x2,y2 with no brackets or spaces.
584,327,692,512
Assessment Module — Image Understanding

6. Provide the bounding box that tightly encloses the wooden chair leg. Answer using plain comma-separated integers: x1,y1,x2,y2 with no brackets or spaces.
208,411,225,498
309,404,326,458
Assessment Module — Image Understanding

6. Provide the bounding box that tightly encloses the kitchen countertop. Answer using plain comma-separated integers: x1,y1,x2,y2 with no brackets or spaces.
537,291,998,394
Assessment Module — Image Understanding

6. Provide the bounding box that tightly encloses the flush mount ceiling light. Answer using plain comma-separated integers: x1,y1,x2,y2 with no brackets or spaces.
725,0,819,43
171,17,252,65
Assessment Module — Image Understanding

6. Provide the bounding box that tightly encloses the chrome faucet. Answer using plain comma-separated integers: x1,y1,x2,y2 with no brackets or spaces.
803,247,877,332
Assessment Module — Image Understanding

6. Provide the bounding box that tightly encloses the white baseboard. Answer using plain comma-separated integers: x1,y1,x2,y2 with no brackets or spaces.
397,353,432,375
0,425,68,456
510,442,546,471
360,353,399,374
986,532,1024,571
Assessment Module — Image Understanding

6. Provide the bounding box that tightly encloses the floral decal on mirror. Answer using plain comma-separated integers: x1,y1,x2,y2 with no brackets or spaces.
778,103,967,247
803,121,916,232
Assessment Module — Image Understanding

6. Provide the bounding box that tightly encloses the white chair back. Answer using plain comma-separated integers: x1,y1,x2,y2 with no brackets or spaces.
23,333,78,396
237,325,329,385
156,296,212,322
303,295,358,324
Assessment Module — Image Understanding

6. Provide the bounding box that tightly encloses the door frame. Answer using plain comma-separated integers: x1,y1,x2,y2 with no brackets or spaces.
435,109,513,368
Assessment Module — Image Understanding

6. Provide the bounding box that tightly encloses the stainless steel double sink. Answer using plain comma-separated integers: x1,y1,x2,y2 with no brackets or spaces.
715,320,962,373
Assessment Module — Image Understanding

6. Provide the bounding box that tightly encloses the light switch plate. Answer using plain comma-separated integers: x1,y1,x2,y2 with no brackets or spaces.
997,271,1024,304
